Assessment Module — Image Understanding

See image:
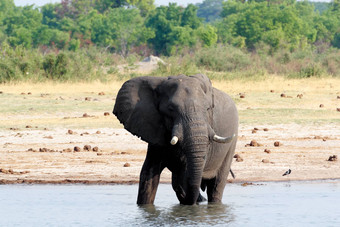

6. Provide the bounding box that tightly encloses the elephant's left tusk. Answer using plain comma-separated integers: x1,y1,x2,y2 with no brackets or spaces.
213,134,235,143
170,136,179,145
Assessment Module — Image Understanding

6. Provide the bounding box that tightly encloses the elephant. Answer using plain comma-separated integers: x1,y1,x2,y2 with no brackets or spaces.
113,74,238,205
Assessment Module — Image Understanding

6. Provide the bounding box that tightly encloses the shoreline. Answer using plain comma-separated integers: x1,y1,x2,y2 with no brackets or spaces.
1,178,340,185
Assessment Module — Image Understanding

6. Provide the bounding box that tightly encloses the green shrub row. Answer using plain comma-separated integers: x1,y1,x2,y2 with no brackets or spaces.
1,43,340,83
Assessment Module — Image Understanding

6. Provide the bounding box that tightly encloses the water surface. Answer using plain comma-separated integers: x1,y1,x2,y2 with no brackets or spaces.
1,181,339,226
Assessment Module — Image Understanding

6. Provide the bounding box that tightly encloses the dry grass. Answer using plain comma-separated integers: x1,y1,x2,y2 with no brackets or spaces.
0,77,339,129
0,81,124,95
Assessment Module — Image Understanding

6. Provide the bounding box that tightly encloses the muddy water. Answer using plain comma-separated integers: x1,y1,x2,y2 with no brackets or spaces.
1,181,339,226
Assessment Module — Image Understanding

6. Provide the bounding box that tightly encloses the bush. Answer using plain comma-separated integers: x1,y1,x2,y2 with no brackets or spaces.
195,45,252,72
0,61,18,82
42,53,68,80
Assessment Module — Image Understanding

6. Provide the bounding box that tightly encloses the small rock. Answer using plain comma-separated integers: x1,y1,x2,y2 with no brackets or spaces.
68,129,74,134
96,131,101,134
328,155,337,162
337,108,340,112
319,104,324,108
124,163,131,167
98,92,105,96
92,146,99,152
236,157,243,162
253,127,259,131
250,140,258,146
26,125,32,128
63,148,72,152
0,169,9,174
270,90,274,93
262,159,270,163
83,113,89,117
274,141,281,147
248,140,262,147
28,92,32,95
83,145,92,151
280,93,286,98
240,94,245,98
297,94,303,98
85,97,91,101
242,182,254,186
251,129,257,134
234,154,241,159
97,152,103,156
20,171,30,174
263,128,269,131
264,149,271,154
74,146,81,152
104,112,110,116
39,148,49,152
337,96,340,99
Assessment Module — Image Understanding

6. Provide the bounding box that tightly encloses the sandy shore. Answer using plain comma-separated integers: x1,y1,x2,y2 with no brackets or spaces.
1,123,339,184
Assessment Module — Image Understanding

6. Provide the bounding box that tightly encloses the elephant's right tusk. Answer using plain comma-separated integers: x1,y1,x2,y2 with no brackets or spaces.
170,136,179,145
213,134,235,143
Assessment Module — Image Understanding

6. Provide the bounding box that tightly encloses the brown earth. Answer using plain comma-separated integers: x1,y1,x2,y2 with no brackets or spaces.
0,124,339,184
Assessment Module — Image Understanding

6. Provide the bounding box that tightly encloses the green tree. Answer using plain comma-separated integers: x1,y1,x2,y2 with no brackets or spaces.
218,0,319,50
3,5,43,48
196,0,223,22
92,8,154,56
94,0,154,15
181,4,202,29
197,25,217,47
146,3,203,55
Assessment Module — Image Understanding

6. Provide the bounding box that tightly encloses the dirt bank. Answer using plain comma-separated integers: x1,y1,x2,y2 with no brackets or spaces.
1,124,339,184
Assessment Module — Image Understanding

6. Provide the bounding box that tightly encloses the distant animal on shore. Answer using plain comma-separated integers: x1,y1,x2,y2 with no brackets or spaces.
282,169,291,176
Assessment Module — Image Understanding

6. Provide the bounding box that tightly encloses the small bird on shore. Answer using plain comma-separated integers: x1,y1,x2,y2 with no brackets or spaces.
282,169,291,176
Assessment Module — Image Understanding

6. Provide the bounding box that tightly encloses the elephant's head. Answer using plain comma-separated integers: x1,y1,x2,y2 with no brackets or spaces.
113,74,234,204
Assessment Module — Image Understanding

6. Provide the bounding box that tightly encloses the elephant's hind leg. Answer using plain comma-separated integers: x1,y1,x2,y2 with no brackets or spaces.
137,145,164,205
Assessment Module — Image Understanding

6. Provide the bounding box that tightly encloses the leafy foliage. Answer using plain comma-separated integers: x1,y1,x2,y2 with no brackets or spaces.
0,0,339,82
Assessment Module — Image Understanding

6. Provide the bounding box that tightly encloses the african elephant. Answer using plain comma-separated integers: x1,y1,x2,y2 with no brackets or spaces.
113,74,238,205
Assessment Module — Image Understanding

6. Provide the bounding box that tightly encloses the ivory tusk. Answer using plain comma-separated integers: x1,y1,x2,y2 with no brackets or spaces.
213,134,235,143
170,136,179,145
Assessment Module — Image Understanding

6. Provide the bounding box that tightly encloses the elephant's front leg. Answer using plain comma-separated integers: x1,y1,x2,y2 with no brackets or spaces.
137,145,164,205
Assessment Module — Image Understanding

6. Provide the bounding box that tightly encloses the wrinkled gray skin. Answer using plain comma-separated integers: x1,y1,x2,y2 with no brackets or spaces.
113,74,238,205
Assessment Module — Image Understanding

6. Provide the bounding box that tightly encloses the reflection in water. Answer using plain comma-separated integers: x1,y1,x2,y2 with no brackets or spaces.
138,203,235,226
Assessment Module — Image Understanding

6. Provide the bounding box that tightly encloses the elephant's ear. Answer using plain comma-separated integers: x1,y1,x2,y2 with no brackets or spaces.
113,76,167,145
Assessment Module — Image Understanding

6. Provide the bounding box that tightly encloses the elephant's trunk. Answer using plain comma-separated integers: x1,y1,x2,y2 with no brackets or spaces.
177,115,209,205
